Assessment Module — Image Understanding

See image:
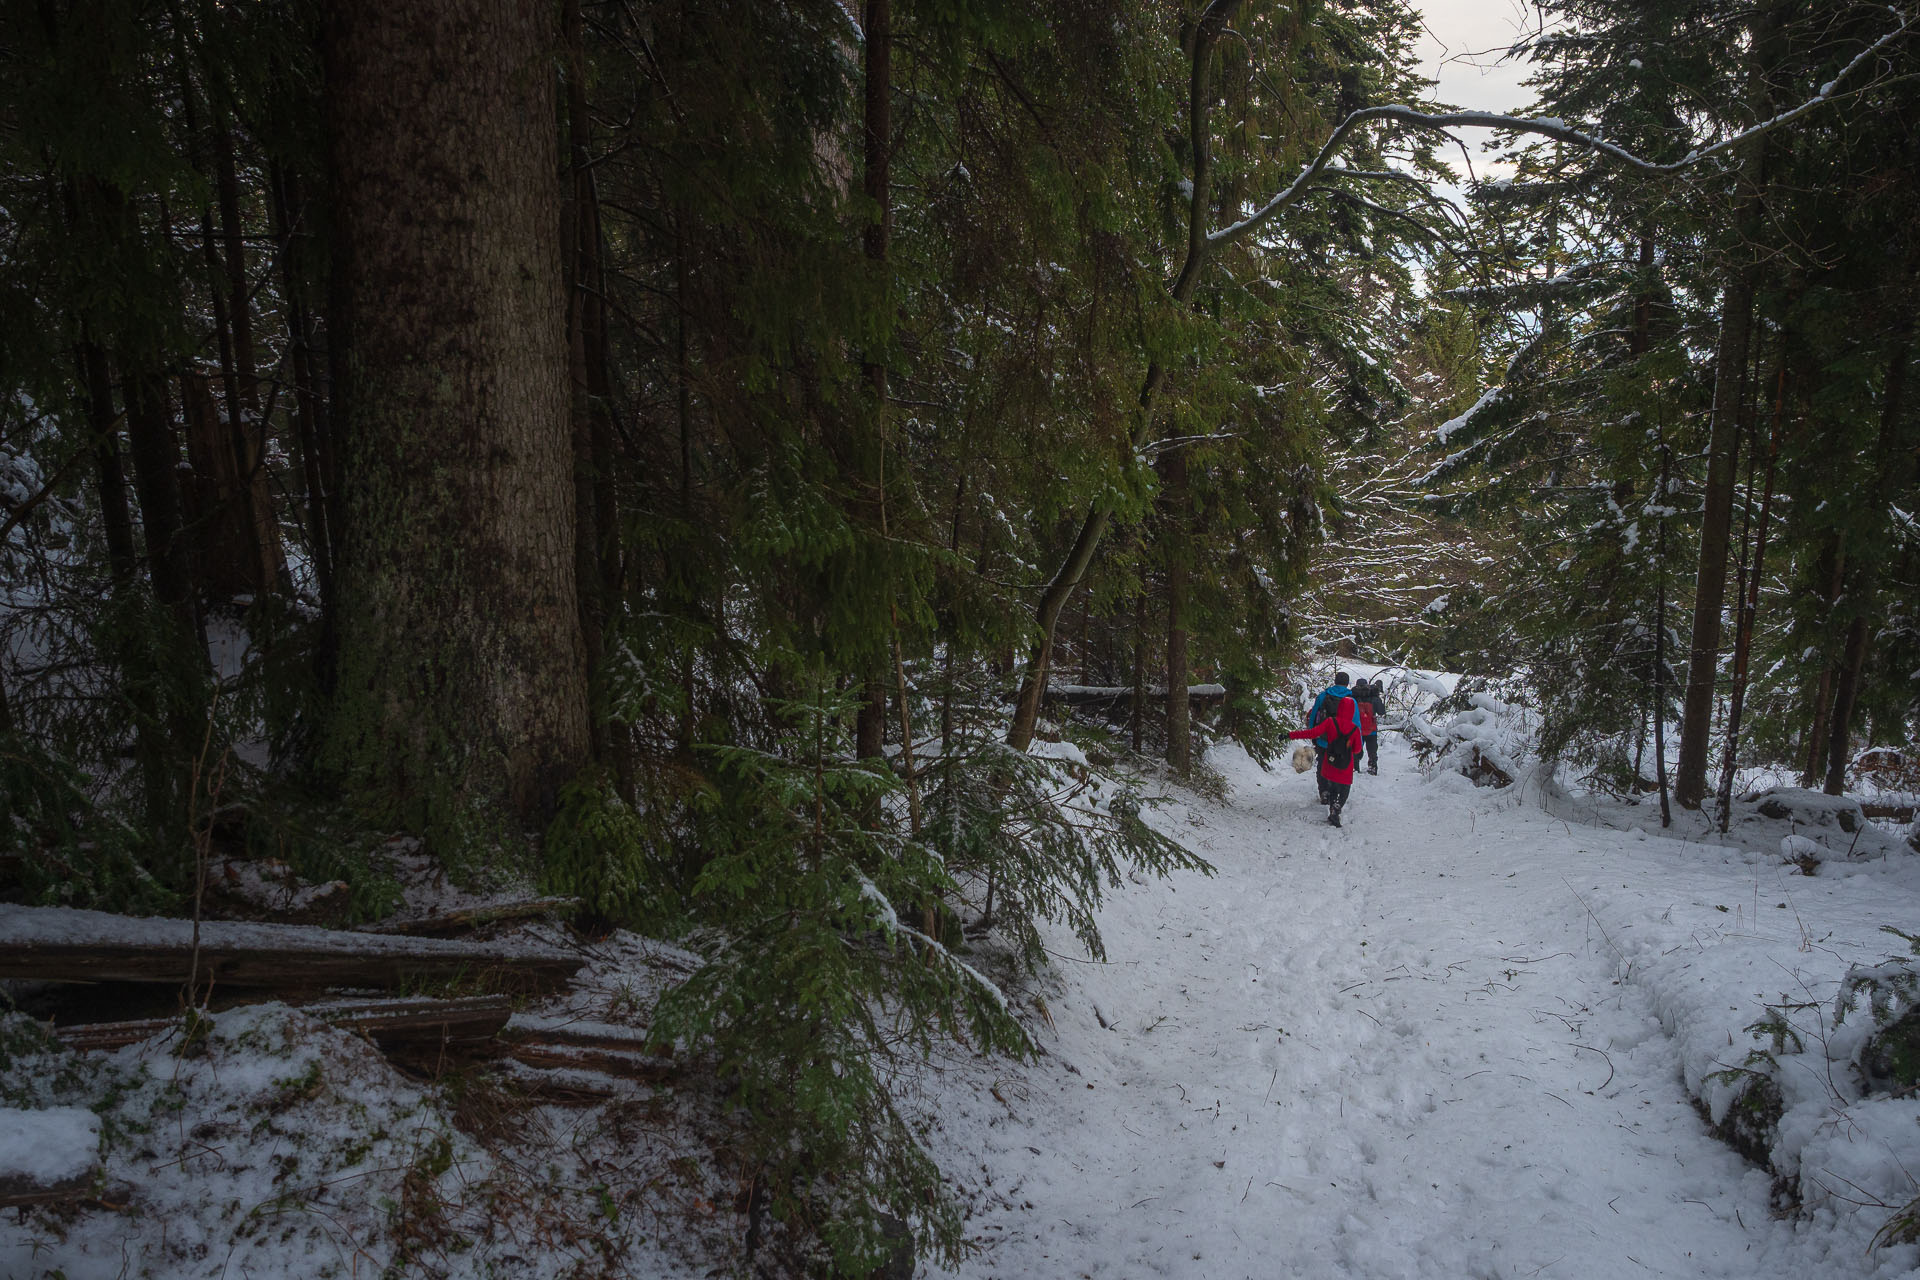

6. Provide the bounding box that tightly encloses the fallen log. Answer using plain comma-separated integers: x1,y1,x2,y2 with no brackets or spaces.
1862,803,1917,823
505,1024,656,1054
357,895,581,938
498,1016,675,1084
505,1042,676,1084
0,1171,97,1210
0,904,582,994
52,995,515,1055
1043,682,1227,708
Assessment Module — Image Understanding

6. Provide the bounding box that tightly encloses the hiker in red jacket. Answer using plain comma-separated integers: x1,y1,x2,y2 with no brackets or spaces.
1288,692,1363,826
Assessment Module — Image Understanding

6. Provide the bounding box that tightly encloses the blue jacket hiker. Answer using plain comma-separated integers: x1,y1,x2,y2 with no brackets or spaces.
1309,673,1353,728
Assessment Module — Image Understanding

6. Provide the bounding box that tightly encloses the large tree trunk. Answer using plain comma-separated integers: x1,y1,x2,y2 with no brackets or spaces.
323,0,588,838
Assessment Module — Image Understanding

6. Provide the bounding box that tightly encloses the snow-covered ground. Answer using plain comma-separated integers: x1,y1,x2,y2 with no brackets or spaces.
917,735,1920,1279
7,723,1919,1279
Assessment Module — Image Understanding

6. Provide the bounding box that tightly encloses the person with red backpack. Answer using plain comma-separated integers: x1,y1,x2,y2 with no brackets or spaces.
1288,690,1364,826
1306,671,1354,801
1352,678,1385,776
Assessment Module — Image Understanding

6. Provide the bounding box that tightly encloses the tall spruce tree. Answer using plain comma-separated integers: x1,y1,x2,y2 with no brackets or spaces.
321,0,589,841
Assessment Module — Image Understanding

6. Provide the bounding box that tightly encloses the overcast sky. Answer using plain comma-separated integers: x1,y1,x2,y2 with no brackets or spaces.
1411,0,1544,180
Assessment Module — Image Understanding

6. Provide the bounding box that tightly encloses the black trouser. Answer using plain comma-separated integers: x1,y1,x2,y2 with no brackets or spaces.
1362,734,1378,770
1324,779,1350,814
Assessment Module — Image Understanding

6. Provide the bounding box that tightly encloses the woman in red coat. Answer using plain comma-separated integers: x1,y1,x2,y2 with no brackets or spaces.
1289,693,1363,826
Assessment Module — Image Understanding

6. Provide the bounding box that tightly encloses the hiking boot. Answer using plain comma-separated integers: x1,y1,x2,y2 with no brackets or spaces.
1367,764,1377,775
1327,807,1342,828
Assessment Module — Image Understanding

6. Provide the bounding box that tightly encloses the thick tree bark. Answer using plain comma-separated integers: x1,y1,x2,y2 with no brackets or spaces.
323,0,588,837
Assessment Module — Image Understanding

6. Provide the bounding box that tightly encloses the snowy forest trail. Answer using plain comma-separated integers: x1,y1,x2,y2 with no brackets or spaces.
936,738,1800,1280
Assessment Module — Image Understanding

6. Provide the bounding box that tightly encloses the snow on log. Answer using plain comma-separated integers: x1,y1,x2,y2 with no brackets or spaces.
0,904,583,993
0,1106,99,1207
1749,787,1867,835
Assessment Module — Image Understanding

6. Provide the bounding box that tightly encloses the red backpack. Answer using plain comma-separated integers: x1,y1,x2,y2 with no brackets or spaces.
1358,697,1377,736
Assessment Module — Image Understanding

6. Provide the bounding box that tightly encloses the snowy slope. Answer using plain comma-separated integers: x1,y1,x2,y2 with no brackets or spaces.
918,736,1920,1279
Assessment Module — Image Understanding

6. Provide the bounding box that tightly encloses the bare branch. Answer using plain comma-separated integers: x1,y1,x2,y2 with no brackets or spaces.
1210,8,1911,251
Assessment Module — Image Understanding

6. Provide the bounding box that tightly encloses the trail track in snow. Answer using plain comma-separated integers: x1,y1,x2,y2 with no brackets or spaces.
933,738,1801,1280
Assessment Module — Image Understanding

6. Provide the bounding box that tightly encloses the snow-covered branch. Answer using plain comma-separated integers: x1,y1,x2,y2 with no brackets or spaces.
1209,8,1911,251
1138,430,1240,457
